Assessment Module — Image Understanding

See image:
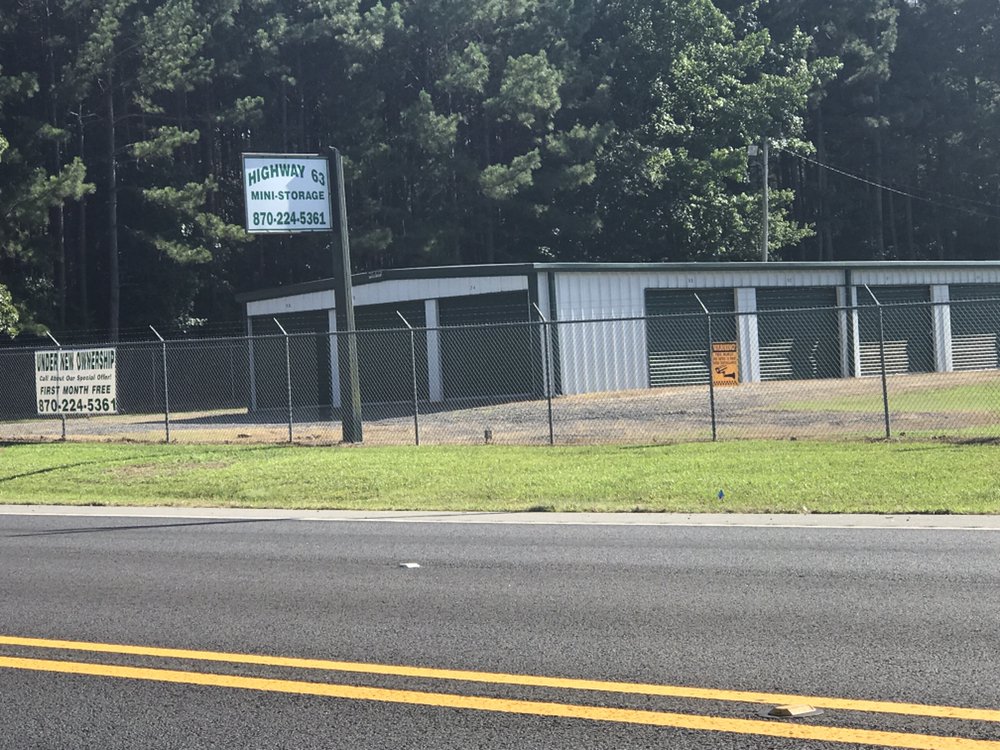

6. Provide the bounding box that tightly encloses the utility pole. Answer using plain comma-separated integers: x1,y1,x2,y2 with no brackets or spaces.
748,140,769,262
761,139,769,262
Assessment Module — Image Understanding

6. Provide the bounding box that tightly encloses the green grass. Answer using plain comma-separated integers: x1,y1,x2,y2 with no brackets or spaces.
780,382,1000,413
1,440,998,514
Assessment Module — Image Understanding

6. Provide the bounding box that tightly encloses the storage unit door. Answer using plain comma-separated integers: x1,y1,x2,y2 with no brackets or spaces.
250,310,331,411
949,284,1000,371
645,288,736,386
354,300,428,404
439,291,533,400
757,287,840,381
856,286,933,375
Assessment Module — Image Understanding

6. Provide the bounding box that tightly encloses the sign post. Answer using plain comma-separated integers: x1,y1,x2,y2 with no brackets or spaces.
329,147,362,443
241,150,362,442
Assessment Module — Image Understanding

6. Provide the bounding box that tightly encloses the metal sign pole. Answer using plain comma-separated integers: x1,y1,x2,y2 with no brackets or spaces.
329,147,363,443
694,294,717,442
273,319,294,443
532,303,555,446
864,285,891,439
149,326,170,443
45,331,66,441
396,311,420,446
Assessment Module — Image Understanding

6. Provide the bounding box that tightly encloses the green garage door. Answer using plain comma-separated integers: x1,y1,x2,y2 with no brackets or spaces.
757,287,840,381
439,291,533,400
250,311,331,410
857,286,933,375
949,284,1000,371
355,300,428,403
645,288,735,386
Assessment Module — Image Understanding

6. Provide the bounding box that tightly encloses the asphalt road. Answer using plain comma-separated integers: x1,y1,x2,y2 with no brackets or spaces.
0,509,998,749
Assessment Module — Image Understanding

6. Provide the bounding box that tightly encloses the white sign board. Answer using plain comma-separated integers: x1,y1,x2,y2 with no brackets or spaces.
242,153,334,233
35,348,118,415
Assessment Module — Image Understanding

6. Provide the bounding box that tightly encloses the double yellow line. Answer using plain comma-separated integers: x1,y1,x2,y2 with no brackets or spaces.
1,635,997,749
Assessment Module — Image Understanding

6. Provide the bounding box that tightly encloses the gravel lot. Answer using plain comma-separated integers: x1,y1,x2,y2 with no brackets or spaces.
4,370,999,445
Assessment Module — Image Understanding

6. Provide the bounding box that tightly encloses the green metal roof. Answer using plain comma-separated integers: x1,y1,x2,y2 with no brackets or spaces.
236,260,1000,303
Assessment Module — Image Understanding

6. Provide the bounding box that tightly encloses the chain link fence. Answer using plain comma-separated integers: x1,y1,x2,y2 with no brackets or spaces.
3,297,1000,445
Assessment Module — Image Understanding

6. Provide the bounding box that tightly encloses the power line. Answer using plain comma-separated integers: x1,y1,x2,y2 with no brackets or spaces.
777,147,1000,222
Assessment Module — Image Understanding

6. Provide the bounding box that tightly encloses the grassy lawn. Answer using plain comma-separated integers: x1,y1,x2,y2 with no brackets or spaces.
1,440,998,514
779,382,1000,413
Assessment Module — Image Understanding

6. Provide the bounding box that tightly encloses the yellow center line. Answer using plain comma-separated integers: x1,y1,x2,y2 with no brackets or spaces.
0,634,995,724
1,655,997,750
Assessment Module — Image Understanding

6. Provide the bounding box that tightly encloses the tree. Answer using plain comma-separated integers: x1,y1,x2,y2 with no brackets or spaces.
591,0,825,261
0,130,16,336
0,30,94,336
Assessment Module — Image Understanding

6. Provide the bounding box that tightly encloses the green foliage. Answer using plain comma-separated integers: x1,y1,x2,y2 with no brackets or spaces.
403,91,459,156
141,180,250,263
0,0,995,334
131,127,202,161
480,149,542,200
488,52,563,129
0,284,19,336
138,0,214,95
440,43,490,95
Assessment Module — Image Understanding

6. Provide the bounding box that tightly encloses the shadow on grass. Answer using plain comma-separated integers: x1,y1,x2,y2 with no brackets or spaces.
0,461,110,483
0,443,291,484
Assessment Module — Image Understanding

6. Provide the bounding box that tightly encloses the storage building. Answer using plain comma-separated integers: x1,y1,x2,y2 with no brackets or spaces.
237,261,1000,410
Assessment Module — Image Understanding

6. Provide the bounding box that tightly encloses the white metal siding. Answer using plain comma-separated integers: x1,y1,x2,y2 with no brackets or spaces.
553,270,841,395
852,269,1000,286
356,275,528,306
247,290,335,317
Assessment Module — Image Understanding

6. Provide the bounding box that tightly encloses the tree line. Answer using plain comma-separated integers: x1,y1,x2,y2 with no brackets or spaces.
0,0,997,339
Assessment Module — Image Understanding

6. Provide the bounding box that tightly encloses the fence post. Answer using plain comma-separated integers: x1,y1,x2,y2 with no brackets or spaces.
45,331,67,441
273,319,294,443
864,286,892,439
149,326,170,443
396,311,420,446
532,303,555,446
694,294,718,442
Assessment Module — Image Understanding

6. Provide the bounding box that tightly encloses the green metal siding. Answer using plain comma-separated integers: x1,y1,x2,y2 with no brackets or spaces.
949,284,1000,370
757,287,840,380
856,286,933,375
439,291,534,399
645,288,735,386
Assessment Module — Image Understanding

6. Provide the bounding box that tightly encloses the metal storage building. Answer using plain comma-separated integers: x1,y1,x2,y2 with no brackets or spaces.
237,261,1000,409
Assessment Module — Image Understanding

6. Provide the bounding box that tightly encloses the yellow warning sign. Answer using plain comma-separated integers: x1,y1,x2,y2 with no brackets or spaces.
711,342,739,386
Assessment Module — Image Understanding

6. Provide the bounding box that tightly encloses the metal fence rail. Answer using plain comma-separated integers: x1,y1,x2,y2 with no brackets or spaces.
2,298,999,445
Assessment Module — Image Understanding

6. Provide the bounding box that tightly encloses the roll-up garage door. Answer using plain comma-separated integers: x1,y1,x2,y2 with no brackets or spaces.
645,288,735,386
757,287,840,381
856,286,933,376
355,301,428,403
949,284,1000,371
439,290,533,400
250,311,331,410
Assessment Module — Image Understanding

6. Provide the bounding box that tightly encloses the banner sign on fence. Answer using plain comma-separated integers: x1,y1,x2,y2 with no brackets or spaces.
35,348,117,415
242,153,334,234
711,342,739,387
